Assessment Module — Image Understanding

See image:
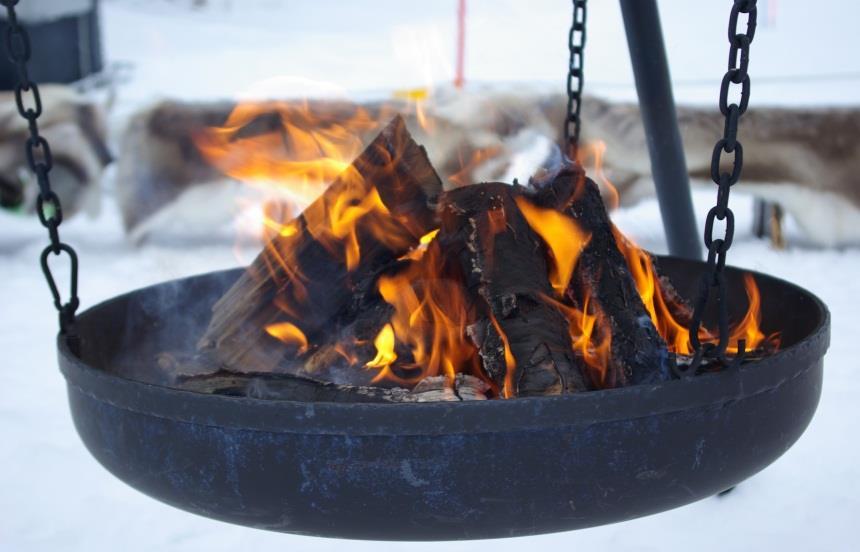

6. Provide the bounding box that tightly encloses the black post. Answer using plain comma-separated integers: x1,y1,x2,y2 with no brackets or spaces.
619,0,701,259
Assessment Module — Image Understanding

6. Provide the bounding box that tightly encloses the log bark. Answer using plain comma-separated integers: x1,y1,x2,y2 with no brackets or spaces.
439,182,592,396
198,116,442,372
531,165,670,387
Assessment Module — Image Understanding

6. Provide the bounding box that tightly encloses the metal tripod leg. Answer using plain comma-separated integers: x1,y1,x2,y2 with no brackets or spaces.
619,0,701,260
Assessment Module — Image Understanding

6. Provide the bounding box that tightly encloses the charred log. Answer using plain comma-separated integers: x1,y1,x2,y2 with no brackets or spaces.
439,183,592,396
530,166,671,387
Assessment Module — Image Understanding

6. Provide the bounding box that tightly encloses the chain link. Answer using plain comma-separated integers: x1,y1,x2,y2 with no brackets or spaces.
682,0,758,376
2,0,80,352
564,0,587,156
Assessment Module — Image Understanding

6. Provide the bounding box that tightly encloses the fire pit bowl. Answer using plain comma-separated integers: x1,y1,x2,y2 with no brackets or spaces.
58,256,828,540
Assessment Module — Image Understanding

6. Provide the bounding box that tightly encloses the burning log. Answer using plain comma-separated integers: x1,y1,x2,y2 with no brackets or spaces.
198,116,443,372
438,183,592,396
194,161,675,399
191,112,707,401
530,166,671,387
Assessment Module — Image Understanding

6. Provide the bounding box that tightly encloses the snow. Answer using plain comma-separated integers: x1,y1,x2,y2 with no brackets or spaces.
2,0,859,550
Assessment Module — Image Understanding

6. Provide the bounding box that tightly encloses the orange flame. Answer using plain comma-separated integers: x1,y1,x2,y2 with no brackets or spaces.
571,295,612,383
333,342,360,366
541,293,612,385
372,237,480,386
613,227,702,355
488,313,517,398
399,229,441,262
257,149,416,281
392,88,434,133
577,140,619,210
197,91,779,390
264,321,309,354
448,146,504,187
260,200,299,240
517,190,610,383
194,100,383,205
365,323,399,383
613,227,779,356
310,183,411,271
197,99,434,340
728,273,780,353
515,196,591,295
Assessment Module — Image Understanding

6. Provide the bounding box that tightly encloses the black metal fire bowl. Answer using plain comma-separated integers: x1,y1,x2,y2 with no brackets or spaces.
57,257,828,540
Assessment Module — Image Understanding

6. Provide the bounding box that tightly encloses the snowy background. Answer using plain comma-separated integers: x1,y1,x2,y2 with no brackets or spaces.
2,0,859,550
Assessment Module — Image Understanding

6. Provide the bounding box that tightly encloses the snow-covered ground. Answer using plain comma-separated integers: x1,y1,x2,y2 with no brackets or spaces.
2,1,859,550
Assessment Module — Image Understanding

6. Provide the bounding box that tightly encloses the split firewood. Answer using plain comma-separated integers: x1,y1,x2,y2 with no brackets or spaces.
438,182,592,397
530,165,671,387
198,116,443,372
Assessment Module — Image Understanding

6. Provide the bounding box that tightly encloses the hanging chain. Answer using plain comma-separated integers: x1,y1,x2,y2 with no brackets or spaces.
2,0,80,352
683,0,757,375
564,0,587,157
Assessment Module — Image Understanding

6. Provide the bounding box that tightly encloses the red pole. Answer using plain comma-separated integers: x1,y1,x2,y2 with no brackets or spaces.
454,0,466,89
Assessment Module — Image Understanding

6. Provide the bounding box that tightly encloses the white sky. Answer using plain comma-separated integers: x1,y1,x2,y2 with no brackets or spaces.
103,0,860,105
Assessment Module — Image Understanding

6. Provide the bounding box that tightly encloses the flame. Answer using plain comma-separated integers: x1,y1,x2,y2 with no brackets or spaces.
333,342,360,366
264,321,309,354
399,229,441,262
192,96,420,256
541,293,612,385
728,273,780,353
420,229,440,245
392,87,433,133
261,200,298,240
571,295,612,384
448,146,504,187
197,85,779,391
515,184,609,383
515,196,590,295
311,183,412,271
194,100,383,206
373,239,480,386
365,323,399,383
577,140,619,210
198,97,439,337
613,226,779,357
614,227,701,355
489,313,517,398
195,91,489,386
258,139,416,276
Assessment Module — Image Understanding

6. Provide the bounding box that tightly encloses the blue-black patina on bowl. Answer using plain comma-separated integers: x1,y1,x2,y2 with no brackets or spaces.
57,257,829,540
